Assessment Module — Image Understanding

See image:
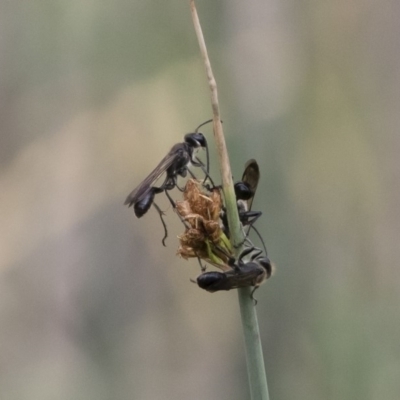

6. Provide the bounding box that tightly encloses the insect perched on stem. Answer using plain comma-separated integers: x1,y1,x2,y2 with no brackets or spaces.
194,159,273,302
221,159,267,254
196,246,273,303
124,120,214,246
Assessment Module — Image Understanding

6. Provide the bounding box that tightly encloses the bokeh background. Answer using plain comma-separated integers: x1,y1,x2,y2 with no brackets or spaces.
1,1,399,399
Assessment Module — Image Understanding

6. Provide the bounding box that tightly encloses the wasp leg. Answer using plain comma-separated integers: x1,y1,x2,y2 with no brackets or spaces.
164,189,190,229
193,157,215,187
242,211,262,227
242,211,262,243
195,252,207,272
176,182,186,192
233,227,254,250
187,168,199,180
249,225,268,255
153,202,168,247
235,211,268,255
237,246,256,262
250,286,259,306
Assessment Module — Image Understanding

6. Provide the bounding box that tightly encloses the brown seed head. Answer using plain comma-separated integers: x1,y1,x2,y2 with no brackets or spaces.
176,179,232,269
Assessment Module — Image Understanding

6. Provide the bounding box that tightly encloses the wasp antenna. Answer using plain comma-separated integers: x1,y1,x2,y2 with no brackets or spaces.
250,225,268,255
194,119,213,132
205,138,210,175
194,118,223,133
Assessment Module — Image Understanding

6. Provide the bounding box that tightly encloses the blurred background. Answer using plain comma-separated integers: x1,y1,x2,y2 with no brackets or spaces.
1,1,399,399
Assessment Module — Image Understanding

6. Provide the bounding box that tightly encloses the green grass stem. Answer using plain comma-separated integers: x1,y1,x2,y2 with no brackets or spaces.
190,2,271,399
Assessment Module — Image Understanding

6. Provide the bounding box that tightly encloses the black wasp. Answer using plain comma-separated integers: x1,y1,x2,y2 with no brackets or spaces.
124,120,214,246
222,159,267,254
196,246,273,303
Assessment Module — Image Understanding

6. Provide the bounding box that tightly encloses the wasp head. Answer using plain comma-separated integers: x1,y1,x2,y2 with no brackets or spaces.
184,132,207,149
258,256,274,279
234,181,254,201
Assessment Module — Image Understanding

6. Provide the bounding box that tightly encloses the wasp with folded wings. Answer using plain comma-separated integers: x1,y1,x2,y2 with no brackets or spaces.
196,246,273,303
124,120,214,246
196,159,273,302
221,159,267,254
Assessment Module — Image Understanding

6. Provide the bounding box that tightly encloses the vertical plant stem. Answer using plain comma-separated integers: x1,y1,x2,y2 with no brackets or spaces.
190,0,240,243
190,2,270,399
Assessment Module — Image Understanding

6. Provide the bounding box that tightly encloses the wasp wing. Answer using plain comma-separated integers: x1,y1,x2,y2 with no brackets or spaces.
241,159,260,212
124,143,185,207
197,263,265,292
224,263,265,289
